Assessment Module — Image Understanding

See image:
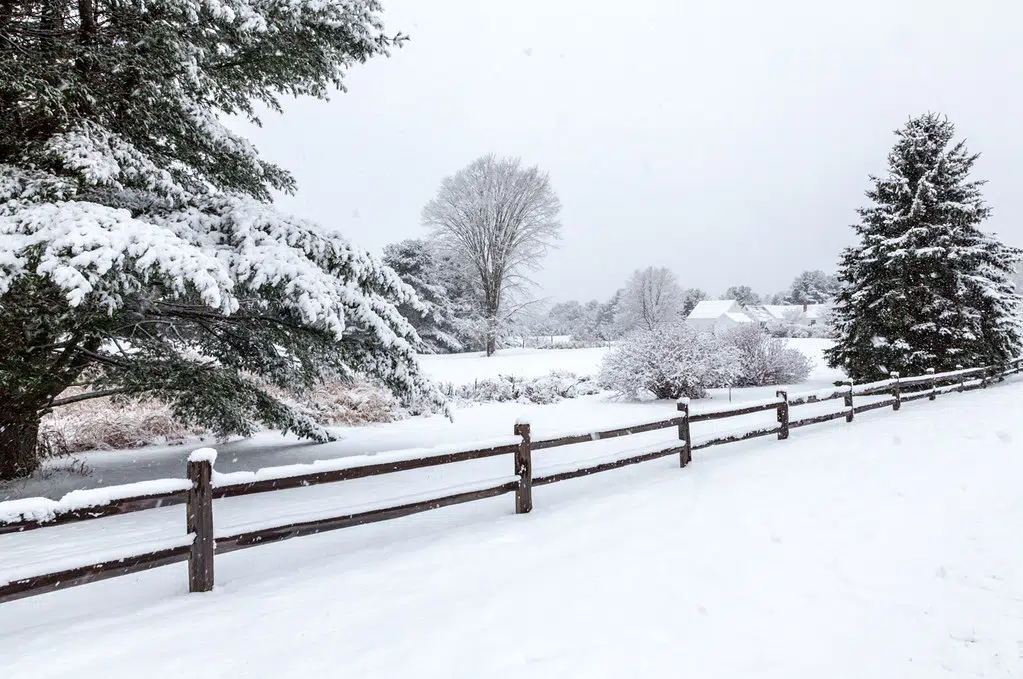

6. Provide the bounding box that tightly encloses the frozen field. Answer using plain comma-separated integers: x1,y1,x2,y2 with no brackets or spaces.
1,378,1021,678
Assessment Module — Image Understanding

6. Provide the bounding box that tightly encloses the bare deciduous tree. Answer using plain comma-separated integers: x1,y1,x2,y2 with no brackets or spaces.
616,267,684,332
422,155,562,356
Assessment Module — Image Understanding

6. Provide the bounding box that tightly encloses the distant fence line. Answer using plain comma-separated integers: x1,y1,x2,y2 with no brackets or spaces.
1,359,1021,604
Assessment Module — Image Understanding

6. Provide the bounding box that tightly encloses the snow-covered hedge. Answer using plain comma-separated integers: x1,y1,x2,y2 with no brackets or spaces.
436,371,602,406
769,323,834,339
598,323,742,399
280,378,406,427
722,325,813,387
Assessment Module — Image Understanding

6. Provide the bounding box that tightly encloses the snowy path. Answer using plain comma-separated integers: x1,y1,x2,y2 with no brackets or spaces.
2,381,1022,678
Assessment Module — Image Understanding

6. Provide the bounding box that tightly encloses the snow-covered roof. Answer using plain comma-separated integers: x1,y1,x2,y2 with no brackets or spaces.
758,305,791,320
744,306,775,323
804,304,831,319
687,300,738,319
725,312,753,323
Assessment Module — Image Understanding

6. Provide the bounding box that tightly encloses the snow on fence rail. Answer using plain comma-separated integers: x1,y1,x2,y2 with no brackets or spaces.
1,359,1020,605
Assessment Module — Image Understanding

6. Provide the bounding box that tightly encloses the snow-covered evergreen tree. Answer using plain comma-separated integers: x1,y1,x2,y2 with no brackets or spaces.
722,286,760,306
0,0,443,478
592,292,621,342
786,270,839,304
382,239,465,353
680,288,708,317
826,113,1023,381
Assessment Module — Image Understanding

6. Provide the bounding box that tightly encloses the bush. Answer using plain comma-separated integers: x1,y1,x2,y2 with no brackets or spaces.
283,378,406,426
768,323,833,339
432,371,603,407
723,325,813,386
598,323,741,399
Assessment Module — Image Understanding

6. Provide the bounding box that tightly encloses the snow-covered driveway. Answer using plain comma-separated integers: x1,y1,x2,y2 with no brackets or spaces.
2,381,1022,678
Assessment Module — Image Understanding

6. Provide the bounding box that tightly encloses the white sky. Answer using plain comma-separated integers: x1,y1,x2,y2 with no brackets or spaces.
232,0,1023,302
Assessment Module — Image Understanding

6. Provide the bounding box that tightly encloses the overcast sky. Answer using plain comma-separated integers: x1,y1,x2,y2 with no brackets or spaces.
232,0,1023,303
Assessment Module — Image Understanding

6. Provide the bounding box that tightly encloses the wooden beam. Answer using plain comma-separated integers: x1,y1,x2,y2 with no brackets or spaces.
0,545,190,605
215,482,519,555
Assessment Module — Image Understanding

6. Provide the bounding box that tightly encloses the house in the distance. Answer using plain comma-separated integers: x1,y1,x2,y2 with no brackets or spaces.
685,299,754,335
747,303,831,331
688,300,833,335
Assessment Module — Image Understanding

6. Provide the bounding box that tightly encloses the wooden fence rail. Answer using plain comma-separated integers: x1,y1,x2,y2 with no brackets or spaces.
2,358,1021,605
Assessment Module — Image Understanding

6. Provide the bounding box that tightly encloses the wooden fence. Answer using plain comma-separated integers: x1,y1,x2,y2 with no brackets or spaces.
1,359,1020,604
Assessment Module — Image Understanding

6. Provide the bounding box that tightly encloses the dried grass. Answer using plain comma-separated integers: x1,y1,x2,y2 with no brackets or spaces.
40,393,211,453
39,377,405,455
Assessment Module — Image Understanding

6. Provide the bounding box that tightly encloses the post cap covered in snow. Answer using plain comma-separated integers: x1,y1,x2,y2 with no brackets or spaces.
676,397,690,406
515,416,532,426
188,447,218,465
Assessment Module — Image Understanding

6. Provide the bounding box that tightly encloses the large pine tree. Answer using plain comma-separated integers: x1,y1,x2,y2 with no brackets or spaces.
826,113,1023,381
0,0,444,479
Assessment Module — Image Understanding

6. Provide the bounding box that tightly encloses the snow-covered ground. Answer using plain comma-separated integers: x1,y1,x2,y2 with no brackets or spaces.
419,338,839,387
1,379,1021,678
418,345,609,384
1,339,841,502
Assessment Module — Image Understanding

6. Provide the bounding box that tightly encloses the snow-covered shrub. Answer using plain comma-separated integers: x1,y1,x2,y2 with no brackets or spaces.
281,378,406,427
598,323,741,400
722,325,813,387
430,371,602,407
521,338,606,350
522,371,602,404
769,322,834,339
460,377,521,403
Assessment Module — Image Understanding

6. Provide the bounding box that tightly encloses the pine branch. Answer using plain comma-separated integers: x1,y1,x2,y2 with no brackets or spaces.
49,388,130,408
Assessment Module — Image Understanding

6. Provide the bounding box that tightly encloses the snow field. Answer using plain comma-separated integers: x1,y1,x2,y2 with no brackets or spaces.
0,380,1021,678
418,338,839,387
417,346,610,385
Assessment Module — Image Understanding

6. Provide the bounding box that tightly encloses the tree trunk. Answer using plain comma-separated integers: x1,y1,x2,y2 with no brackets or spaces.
0,414,41,480
486,334,496,357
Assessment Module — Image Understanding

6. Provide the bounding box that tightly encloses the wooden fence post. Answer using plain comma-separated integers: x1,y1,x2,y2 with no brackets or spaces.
891,372,901,411
513,422,532,514
186,449,216,593
844,380,854,422
927,368,936,400
677,399,692,467
956,364,965,392
775,390,789,440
